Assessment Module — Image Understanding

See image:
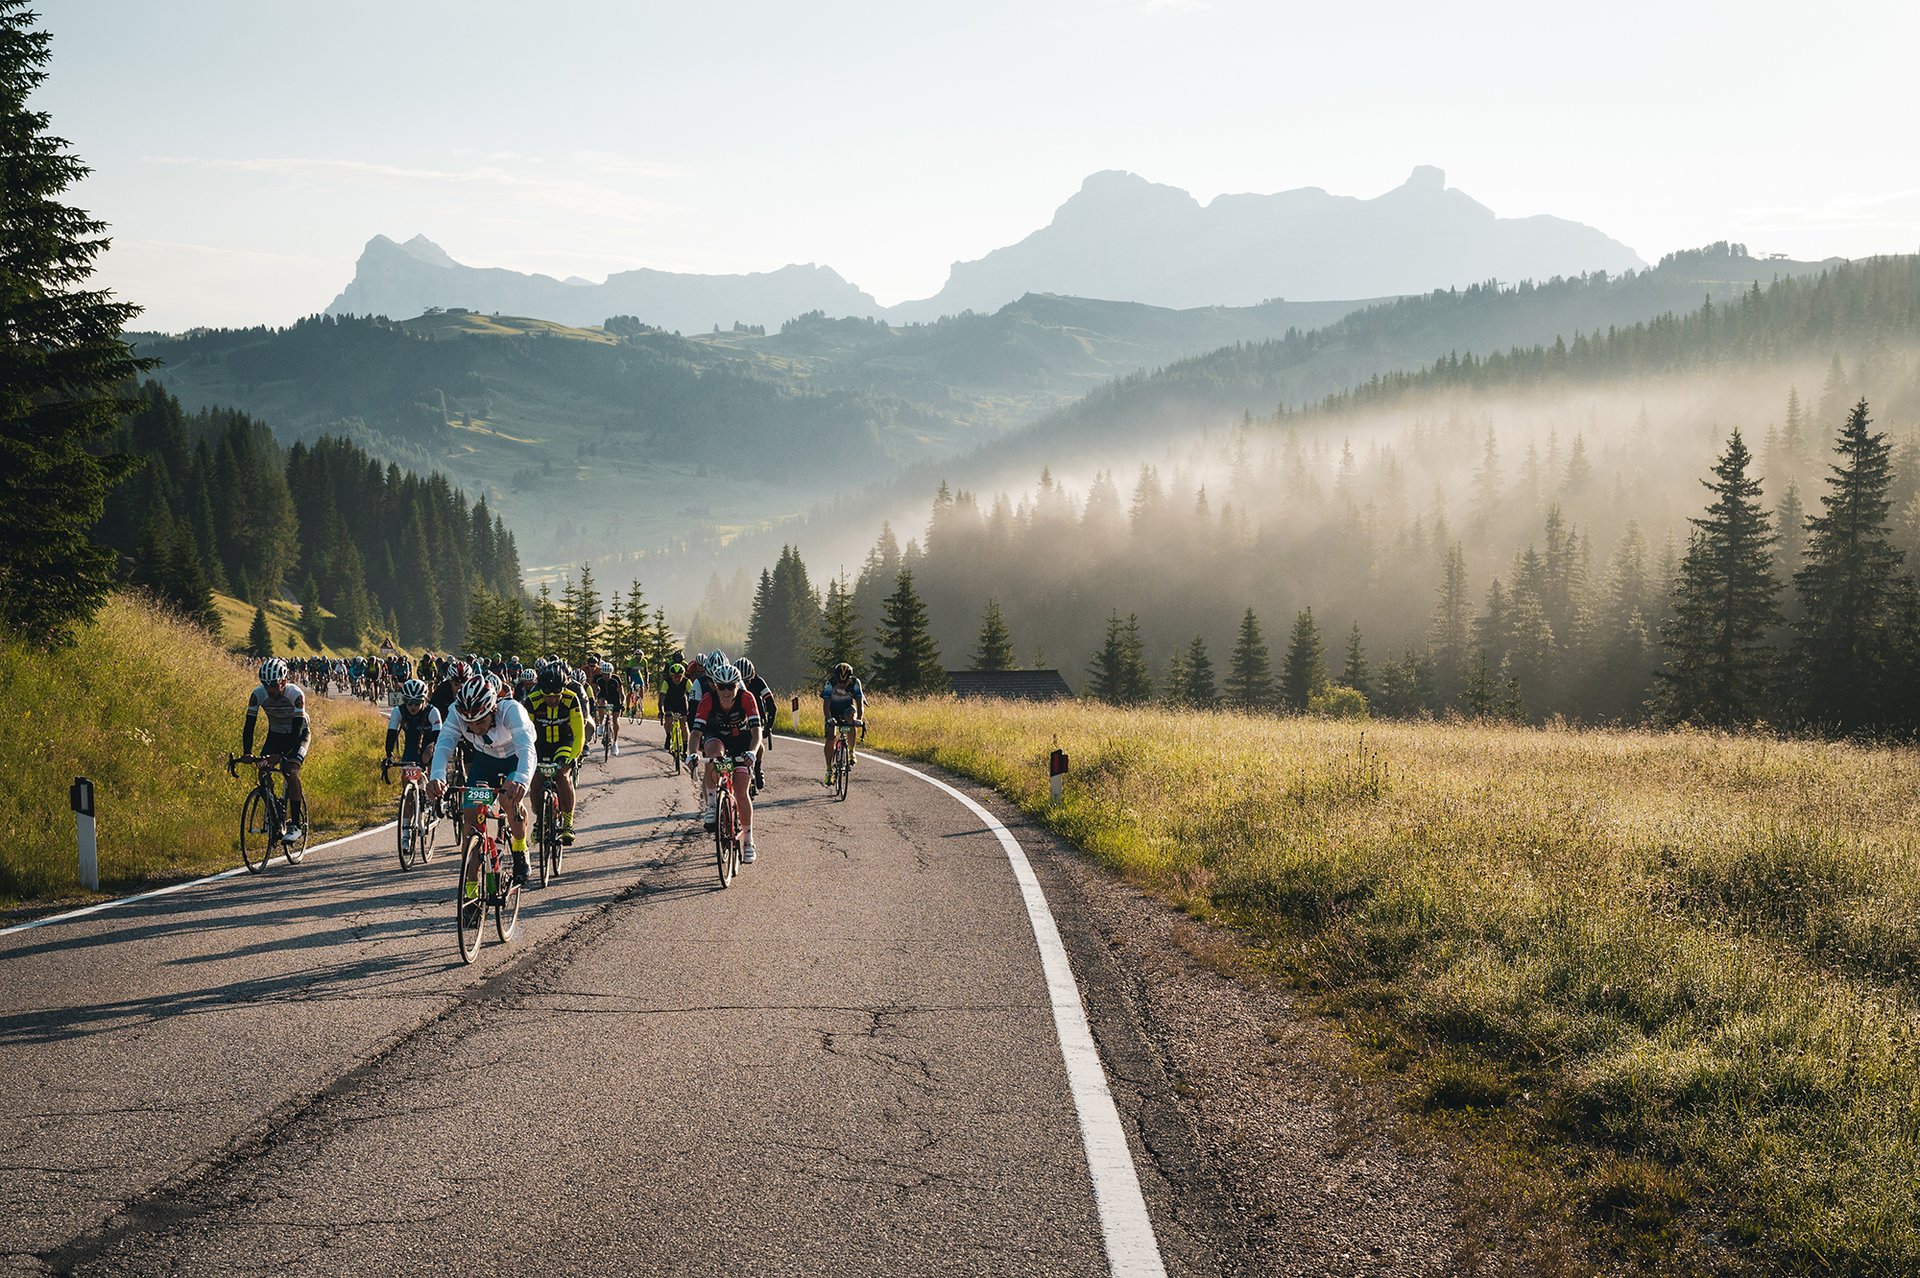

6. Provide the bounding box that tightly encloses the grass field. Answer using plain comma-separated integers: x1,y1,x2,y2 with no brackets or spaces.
209,590,366,659
785,696,1920,1276
0,593,391,905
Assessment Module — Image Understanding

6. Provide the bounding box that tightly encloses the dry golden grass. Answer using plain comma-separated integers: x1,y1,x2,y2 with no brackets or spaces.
0,593,389,904
787,696,1920,1275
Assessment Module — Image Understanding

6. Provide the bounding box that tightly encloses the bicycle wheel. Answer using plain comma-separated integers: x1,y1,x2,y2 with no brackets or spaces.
537,795,556,887
603,722,613,764
714,791,736,889
397,784,421,869
495,848,522,943
456,835,487,964
239,789,274,873
835,739,851,801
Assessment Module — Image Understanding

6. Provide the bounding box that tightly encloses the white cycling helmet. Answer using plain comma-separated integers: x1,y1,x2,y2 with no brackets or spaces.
259,658,288,684
710,662,742,688
456,675,498,718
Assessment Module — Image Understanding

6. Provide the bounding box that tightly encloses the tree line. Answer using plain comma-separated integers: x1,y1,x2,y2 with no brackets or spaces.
95,381,524,649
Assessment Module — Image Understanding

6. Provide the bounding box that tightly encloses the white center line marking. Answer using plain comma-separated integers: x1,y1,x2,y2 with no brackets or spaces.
855,748,1169,1278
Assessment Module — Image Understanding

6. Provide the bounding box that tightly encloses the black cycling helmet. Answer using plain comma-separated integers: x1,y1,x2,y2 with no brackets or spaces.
833,662,853,682
537,665,565,694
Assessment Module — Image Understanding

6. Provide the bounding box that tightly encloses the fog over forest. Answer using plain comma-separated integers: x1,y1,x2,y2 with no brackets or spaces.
659,255,1920,728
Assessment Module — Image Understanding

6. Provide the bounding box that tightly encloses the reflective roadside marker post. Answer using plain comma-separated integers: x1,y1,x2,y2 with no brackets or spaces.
1049,747,1069,806
71,776,98,891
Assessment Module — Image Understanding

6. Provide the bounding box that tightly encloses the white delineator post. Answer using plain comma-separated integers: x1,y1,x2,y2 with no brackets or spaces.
1049,745,1069,806
71,776,98,891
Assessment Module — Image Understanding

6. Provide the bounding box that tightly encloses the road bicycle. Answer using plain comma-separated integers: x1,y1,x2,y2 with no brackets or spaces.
599,708,614,764
228,753,307,872
711,756,743,888
383,758,439,870
532,760,564,887
455,781,522,964
827,719,864,802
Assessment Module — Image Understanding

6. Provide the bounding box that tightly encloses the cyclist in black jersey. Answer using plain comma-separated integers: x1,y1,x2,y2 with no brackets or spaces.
242,658,311,842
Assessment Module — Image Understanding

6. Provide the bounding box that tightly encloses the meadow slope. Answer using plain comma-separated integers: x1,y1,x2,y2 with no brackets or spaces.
0,594,389,904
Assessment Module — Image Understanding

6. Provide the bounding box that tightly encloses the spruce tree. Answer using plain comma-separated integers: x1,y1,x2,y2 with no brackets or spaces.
813,571,865,682
1173,635,1217,708
871,569,945,695
247,605,273,658
1087,612,1128,703
572,563,602,659
1657,429,1780,726
299,575,324,648
972,598,1016,670
1428,542,1471,705
1226,607,1273,710
1119,614,1152,703
0,2,151,644
1341,622,1371,699
1792,399,1904,730
1279,607,1328,712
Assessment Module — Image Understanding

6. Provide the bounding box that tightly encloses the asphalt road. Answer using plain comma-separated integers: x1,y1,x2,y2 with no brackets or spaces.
0,725,1185,1277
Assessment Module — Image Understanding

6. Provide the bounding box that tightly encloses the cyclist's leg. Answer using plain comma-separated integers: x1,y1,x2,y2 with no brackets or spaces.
557,761,577,839
734,750,754,837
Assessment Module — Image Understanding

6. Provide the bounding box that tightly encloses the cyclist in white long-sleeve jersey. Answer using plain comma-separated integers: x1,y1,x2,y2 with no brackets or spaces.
427,676,537,883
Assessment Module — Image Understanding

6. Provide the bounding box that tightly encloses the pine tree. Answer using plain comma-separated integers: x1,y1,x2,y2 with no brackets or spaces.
601,589,629,665
247,605,273,658
1280,608,1328,712
813,571,864,682
621,582,648,660
572,562,603,659
495,593,538,658
1087,611,1151,704
1087,612,1128,703
1172,634,1217,708
1657,429,1780,726
1226,607,1273,710
299,575,323,648
556,576,581,661
1341,622,1371,699
0,3,151,644
1119,614,1152,703
972,598,1016,670
1791,399,1904,730
1428,542,1471,704
533,581,560,653
870,569,945,694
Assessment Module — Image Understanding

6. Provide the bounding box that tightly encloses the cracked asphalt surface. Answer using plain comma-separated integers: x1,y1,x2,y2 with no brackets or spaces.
0,729,1161,1276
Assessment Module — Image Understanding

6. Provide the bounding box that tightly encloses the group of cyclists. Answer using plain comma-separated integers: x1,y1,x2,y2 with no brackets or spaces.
239,643,869,887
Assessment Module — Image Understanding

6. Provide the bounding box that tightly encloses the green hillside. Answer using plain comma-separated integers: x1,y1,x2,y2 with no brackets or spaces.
132,244,1844,608
0,593,388,905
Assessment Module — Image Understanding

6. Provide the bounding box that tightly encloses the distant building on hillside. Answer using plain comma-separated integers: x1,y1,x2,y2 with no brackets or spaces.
946,669,1074,701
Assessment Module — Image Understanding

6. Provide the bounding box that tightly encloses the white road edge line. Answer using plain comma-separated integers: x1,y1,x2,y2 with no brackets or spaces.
857,749,1169,1278
0,822,398,939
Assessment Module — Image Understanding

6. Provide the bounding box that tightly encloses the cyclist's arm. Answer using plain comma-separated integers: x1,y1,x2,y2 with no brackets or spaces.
242,697,259,758
562,695,585,761
504,704,536,786
429,718,459,784
384,704,403,759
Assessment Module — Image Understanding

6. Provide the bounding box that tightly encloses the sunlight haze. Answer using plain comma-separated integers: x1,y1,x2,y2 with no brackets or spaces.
38,0,1920,331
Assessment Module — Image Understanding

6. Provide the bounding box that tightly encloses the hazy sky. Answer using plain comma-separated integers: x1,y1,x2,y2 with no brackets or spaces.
36,0,1920,332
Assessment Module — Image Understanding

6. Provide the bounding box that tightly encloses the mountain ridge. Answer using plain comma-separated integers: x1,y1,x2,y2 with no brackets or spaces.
324,167,1646,333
